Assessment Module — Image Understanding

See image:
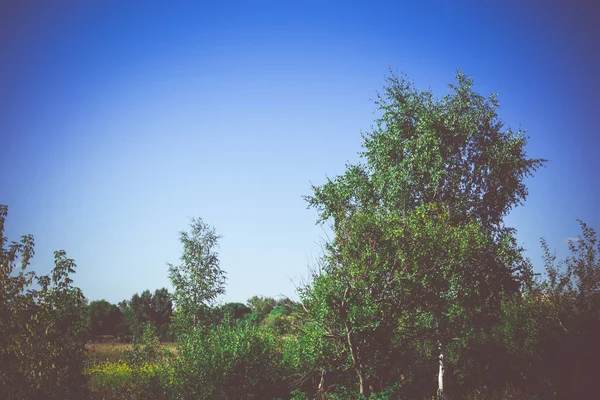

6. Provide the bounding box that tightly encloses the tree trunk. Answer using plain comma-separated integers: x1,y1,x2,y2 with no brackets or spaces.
317,369,328,399
340,284,370,398
437,339,446,400
340,285,371,398
345,321,368,397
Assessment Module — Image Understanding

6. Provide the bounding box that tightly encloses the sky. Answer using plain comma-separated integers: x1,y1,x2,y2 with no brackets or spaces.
1,0,598,305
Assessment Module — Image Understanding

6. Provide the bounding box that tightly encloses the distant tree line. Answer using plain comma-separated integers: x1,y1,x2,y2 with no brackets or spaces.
88,288,174,341
88,291,300,342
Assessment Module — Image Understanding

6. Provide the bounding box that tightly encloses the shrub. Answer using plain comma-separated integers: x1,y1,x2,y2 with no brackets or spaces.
173,322,289,399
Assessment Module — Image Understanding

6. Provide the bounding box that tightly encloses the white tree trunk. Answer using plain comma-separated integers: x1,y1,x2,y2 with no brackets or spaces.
437,339,445,399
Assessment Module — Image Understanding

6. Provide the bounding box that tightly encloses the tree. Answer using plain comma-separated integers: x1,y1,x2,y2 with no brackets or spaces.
219,302,252,323
119,288,173,340
299,213,410,396
151,287,174,340
305,71,545,397
168,218,226,332
245,295,277,324
264,305,294,335
0,205,88,399
394,204,531,397
89,299,123,337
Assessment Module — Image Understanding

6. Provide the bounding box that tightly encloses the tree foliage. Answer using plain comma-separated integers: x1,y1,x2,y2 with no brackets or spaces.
119,288,173,340
0,205,88,399
168,218,226,333
89,299,124,337
535,221,600,398
173,322,288,399
219,302,252,323
304,71,545,397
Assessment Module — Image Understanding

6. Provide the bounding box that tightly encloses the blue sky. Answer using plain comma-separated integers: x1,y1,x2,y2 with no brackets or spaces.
1,1,598,305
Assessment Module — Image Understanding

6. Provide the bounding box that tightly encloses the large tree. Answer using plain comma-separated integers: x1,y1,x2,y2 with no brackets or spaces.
168,217,226,333
304,72,545,398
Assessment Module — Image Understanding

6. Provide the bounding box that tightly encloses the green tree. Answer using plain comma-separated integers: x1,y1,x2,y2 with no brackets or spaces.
264,305,294,335
396,204,531,397
150,287,174,340
299,211,416,396
168,217,226,333
0,205,88,399
219,302,252,323
282,319,348,398
244,295,277,325
305,72,545,398
119,288,173,340
89,299,123,336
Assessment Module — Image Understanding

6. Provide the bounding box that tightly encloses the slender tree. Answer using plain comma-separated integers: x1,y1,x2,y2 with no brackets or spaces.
168,217,226,333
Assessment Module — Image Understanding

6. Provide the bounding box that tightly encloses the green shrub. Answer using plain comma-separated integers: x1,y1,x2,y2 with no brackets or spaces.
173,322,289,399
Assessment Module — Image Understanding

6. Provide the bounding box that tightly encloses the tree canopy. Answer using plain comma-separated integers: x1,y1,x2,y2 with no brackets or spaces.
304,71,545,397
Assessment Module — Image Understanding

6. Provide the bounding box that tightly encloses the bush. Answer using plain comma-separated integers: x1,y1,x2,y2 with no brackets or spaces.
173,322,289,399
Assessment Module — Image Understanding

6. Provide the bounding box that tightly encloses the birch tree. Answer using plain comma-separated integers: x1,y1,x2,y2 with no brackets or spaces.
168,217,225,334
305,71,545,398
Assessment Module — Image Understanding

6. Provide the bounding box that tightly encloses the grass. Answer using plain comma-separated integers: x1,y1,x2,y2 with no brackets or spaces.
85,342,178,398
85,342,177,365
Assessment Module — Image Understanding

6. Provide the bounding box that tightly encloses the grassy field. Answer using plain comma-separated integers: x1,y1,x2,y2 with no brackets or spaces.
85,342,178,398
85,342,177,365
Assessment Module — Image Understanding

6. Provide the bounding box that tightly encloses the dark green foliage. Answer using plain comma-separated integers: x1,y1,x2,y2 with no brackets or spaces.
173,322,289,399
219,302,252,322
430,221,600,399
119,288,174,340
247,295,277,320
89,299,124,337
0,205,89,400
263,305,293,334
283,319,350,397
534,221,600,398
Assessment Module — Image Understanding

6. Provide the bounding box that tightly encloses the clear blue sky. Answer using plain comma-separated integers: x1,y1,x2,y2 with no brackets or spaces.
1,1,598,305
